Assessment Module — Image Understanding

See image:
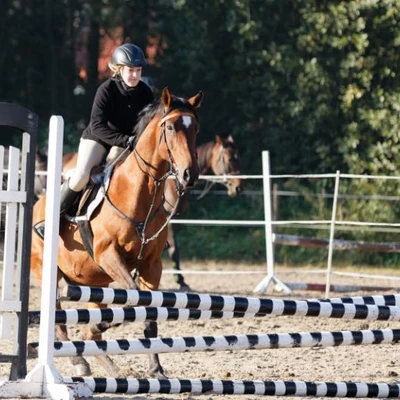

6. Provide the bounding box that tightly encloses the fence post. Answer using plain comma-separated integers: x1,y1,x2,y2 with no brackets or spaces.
325,170,340,298
253,151,291,294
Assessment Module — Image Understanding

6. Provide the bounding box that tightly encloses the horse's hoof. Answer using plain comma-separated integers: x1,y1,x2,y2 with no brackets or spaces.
149,370,168,379
75,363,92,376
178,282,193,292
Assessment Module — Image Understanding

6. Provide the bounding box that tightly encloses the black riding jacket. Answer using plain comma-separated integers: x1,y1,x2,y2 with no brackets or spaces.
82,77,154,150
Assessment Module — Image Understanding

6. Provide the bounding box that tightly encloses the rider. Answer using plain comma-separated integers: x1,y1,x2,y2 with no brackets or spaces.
59,43,154,217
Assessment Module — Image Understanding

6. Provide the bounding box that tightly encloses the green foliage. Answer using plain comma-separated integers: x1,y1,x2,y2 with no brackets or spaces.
3,1,400,265
3,1,400,175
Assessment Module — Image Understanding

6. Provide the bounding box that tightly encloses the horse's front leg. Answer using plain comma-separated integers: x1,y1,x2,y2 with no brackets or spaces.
83,302,125,377
85,248,139,376
167,223,191,292
138,258,166,378
54,301,91,376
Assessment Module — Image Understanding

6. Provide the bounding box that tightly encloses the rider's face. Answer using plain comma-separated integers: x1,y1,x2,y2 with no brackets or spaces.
121,66,142,88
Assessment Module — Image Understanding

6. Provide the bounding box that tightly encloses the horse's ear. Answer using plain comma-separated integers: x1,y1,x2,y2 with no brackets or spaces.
161,86,172,109
188,91,204,109
215,134,223,145
227,135,234,143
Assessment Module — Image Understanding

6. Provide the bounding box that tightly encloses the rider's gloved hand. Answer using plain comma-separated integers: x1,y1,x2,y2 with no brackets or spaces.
126,135,135,150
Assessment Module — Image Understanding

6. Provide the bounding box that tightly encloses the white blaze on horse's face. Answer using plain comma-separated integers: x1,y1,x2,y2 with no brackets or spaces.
182,115,193,129
160,112,199,191
166,116,193,135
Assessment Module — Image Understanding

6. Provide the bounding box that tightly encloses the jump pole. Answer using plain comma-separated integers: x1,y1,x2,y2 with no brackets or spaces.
61,285,400,308
27,301,400,325
64,377,400,397
28,328,400,357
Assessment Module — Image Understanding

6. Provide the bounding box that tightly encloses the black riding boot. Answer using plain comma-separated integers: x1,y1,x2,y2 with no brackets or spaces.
59,179,80,217
34,180,80,239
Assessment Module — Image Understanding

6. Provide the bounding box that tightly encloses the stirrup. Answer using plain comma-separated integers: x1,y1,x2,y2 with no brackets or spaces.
33,223,45,240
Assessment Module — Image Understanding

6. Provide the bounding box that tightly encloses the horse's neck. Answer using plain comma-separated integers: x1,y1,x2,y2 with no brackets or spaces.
197,141,215,174
110,128,169,217
132,121,170,181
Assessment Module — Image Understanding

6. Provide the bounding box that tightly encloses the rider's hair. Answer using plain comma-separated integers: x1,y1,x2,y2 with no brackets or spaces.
108,63,123,76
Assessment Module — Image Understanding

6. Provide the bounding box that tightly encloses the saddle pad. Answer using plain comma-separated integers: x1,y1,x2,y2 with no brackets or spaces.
71,167,113,223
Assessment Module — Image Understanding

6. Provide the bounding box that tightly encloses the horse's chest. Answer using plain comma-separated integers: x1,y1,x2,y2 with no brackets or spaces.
115,218,167,253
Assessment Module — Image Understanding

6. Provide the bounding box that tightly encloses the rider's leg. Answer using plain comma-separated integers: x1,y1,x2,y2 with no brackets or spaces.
60,139,107,216
69,139,107,192
33,140,107,239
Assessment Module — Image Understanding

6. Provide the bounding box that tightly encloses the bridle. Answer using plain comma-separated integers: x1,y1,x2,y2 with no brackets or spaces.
197,144,239,199
214,145,240,182
103,107,198,260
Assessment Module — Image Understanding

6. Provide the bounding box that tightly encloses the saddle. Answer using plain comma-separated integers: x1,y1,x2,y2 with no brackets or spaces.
32,165,113,259
68,166,113,260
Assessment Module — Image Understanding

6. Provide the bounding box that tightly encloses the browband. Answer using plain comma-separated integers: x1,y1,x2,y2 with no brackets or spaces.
158,111,196,126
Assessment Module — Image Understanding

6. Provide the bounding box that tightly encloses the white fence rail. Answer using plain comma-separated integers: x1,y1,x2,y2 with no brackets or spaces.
170,151,400,297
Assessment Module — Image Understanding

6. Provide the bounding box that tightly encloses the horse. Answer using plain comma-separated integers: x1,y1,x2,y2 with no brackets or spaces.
30,87,204,378
62,135,242,292
163,134,242,290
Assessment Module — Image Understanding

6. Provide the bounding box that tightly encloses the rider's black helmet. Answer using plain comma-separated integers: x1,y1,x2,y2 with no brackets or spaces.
111,44,147,67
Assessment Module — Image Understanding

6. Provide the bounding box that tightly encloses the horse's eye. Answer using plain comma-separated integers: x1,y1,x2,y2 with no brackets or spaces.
166,124,174,131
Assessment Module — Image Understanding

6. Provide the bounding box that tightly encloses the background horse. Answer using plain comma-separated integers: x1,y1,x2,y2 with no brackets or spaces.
30,87,203,378
164,134,242,290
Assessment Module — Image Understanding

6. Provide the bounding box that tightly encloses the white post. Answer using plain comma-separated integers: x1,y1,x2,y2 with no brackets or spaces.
324,170,340,298
0,147,20,339
22,116,92,399
253,151,291,294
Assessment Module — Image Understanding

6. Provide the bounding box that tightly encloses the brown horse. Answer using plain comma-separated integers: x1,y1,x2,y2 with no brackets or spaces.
30,87,203,378
164,135,242,290
62,135,242,291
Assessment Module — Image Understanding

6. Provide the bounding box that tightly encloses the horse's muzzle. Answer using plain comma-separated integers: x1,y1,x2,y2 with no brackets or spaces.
183,166,199,189
226,179,242,197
